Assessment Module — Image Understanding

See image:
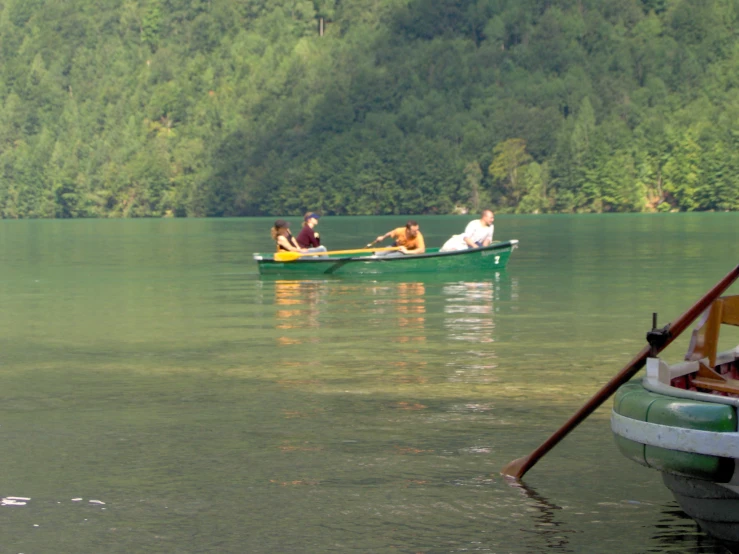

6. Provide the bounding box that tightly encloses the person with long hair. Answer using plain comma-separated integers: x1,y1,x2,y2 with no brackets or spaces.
271,220,305,253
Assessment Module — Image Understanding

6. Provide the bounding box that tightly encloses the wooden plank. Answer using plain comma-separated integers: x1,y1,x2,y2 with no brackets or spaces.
691,377,739,395
697,362,727,381
722,295,739,326
685,301,723,367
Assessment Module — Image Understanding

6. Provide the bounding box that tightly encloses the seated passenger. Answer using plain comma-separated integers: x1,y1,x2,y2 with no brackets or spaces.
271,220,306,253
296,212,328,256
373,221,425,256
440,210,494,252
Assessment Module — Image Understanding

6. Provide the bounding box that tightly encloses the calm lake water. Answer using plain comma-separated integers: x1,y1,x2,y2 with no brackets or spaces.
1,214,739,553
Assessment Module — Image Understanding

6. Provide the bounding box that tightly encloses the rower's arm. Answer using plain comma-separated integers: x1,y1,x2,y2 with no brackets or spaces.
414,234,426,254
376,230,391,243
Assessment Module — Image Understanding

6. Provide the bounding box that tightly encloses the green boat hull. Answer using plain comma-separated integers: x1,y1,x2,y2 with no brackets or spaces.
612,381,739,545
612,382,736,482
254,240,518,276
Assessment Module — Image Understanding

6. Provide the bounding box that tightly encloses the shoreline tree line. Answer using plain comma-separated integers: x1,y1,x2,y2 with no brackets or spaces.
0,0,738,218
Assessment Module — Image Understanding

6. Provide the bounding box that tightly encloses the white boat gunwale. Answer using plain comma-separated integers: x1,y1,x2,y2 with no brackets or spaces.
610,411,739,459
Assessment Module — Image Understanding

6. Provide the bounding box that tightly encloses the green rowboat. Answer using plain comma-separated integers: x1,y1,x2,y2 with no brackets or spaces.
254,240,518,276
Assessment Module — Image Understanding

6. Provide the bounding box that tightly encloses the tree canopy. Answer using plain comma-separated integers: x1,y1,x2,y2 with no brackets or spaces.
1,0,739,217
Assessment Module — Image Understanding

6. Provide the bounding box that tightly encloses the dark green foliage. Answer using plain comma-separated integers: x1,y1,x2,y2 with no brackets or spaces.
1,0,739,218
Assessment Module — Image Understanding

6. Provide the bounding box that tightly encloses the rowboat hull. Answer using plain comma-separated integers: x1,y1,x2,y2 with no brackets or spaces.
612,380,739,546
663,472,739,546
254,240,518,276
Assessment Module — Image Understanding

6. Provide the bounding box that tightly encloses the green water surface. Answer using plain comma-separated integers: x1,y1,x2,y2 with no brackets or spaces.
1,214,737,553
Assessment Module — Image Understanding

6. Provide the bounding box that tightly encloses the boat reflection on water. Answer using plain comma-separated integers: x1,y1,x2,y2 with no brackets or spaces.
507,480,573,551
392,282,426,344
364,279,427,339
439,274,514,385
505,482,730,552
442,280,495,343
263,272,517,374
268,278,431,343
361,280,429,384
273,279,324,345
651,505,731,553
441,270,517,342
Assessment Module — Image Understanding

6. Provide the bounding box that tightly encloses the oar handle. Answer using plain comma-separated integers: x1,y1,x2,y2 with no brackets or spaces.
501,263,739,480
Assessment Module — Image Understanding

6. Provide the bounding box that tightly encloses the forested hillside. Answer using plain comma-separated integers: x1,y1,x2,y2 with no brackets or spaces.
1,0,738,217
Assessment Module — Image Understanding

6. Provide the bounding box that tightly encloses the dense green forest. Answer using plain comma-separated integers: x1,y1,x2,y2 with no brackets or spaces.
0,0,738,217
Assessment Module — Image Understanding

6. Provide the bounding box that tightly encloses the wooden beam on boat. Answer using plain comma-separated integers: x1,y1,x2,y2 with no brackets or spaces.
720,294,739,326
686,301,723,367
691,377,739,395
691,361,739,395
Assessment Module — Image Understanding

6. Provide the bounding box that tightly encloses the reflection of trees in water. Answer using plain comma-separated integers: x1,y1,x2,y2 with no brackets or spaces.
648,504,731,553
507,479,574,552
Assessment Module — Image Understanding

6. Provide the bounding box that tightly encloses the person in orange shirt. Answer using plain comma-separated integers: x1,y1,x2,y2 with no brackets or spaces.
374,221,426,255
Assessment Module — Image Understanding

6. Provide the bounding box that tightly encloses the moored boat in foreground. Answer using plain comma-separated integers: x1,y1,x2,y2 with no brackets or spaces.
254,240,518,276
612,295,739,546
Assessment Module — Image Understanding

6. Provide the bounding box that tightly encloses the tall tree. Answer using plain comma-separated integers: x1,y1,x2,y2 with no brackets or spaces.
489,138,533,210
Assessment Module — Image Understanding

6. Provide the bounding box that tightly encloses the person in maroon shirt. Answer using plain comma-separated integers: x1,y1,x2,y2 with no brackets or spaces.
296,212,328,255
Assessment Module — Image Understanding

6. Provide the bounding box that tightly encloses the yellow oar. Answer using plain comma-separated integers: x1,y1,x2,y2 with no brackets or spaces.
274,247,399,262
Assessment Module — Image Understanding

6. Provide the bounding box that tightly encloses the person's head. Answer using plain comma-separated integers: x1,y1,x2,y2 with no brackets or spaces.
303,212,321,227
270,219,290,240
481,210,494,226
405,220,419,237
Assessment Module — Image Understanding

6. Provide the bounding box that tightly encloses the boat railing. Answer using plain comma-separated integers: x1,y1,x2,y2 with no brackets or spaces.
644,354,739,384
658,359,701,382
643,356,739,409
644,343,739,402
646,357,706,385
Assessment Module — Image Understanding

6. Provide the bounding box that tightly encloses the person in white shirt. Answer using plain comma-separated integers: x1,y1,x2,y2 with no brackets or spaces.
440,210,495,252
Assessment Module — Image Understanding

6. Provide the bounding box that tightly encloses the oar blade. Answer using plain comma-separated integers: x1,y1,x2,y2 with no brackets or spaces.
500,456,530,480
274,251,301,262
